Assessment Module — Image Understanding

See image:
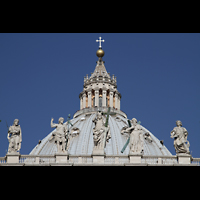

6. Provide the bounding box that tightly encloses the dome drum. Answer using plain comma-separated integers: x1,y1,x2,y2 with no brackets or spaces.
79,88,121,110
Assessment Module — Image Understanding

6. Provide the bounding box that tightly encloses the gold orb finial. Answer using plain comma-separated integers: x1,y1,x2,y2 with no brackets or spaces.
96,48,105,57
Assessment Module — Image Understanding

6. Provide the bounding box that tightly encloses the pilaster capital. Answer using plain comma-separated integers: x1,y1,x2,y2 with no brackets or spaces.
87,91,92,95
110,88,115,93
102,90,107,95
95,90,99,94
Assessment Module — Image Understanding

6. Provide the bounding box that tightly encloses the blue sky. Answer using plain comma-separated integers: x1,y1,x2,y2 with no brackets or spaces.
0,33,199,157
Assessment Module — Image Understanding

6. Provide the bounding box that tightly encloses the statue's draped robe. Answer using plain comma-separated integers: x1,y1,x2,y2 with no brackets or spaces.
8,125,22,153
129,124,143,154
171,126,190,153
93,117,111,149
50,123,67,152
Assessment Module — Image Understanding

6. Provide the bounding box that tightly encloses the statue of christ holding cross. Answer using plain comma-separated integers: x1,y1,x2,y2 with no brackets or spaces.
92,108,112,155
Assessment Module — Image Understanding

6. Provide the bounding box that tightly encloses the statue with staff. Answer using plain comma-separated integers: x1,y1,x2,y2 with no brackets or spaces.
92,107,114,154
121,118,144,154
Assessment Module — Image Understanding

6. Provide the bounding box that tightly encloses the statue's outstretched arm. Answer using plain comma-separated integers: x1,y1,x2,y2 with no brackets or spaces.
51,118,57,128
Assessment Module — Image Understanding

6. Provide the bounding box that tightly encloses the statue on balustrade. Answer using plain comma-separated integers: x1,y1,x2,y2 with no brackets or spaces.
50,117,67,153
121,118,144,154
7,119,22,153
92,111,111,154
170,120,190,154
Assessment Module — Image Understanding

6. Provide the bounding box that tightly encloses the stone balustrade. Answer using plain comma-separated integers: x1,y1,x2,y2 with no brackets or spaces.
0,154,199,166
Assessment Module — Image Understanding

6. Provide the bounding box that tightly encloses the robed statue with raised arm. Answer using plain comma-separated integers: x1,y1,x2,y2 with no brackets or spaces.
50,117,67,153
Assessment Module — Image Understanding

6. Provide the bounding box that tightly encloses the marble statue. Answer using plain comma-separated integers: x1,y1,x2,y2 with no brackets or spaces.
7,119,22,153
121,118,143,154
170,120,190,154
92,111,111,154
50,117,67,153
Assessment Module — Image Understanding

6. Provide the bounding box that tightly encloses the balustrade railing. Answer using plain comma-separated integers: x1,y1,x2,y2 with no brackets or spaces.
19,155,55,164
80,156,93,164
191,158,200,166
0,154,198,165
104,156,115,164
0,157,6,163
141,155,178,165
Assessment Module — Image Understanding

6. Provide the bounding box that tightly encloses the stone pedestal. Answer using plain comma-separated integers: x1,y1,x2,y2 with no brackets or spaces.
6,152,20,163
93,155,105,164
177,153,191,164
129,153,143,164
78,156,83,164
92,149,105,155
92,149,105,164
55,153,68,163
